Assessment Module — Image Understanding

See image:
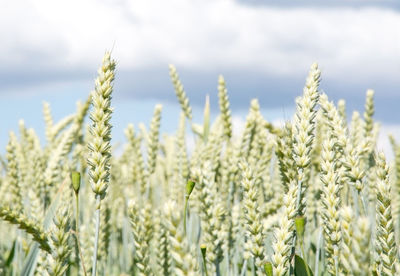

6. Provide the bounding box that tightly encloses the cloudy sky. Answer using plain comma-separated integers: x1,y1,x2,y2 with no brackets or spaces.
0,0,399,149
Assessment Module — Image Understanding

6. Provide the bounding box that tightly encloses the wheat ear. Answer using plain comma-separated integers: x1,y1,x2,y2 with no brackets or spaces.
374,152,397,275
87,52,116,276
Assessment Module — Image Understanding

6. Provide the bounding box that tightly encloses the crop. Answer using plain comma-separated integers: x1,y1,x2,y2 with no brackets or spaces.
0,52,399,276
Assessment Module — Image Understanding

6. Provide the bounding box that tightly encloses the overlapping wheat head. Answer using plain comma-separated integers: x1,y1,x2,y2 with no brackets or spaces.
0,54,398,276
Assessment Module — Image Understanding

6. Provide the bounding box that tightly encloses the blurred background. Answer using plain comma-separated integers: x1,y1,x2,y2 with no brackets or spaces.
0,0,399,153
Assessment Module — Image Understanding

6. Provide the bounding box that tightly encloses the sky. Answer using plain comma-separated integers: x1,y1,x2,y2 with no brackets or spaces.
0,0,399,152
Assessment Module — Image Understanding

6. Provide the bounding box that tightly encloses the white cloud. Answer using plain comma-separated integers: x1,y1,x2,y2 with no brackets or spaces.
0,0,399,84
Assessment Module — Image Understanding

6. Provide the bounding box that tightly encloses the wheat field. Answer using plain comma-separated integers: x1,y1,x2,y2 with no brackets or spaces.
0,52,398,276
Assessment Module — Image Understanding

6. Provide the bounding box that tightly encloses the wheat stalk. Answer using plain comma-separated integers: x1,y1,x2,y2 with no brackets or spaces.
0,53,399,276
87,52,116,276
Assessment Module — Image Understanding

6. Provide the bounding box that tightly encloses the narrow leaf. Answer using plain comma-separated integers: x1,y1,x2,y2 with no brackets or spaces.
5,240,16,267
295,255,313,276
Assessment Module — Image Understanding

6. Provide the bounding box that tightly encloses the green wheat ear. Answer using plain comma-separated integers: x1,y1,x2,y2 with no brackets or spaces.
71,171,81,194
186,179,196,196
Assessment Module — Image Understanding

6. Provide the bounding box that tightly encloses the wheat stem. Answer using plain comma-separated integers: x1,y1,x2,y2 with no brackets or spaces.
92,196,101,276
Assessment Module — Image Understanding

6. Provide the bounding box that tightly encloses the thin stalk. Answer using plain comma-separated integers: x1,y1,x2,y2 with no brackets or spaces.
184,180,195,236
184,195,189,236
75,194,79,232
202,258,209,276
299,240,311,276
314,227,323,276
92,195,101,276
216,260,221,276
201,245,209,276
290,236,296,276
75,193,87,276
240,259,248,276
